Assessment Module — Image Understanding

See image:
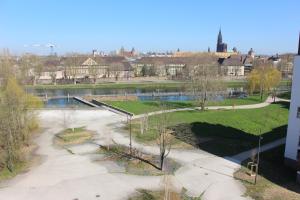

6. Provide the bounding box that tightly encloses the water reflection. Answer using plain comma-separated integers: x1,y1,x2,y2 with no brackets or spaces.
44,98,91,108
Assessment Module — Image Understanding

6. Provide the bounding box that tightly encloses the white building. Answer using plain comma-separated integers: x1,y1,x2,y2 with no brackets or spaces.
284,35,300,169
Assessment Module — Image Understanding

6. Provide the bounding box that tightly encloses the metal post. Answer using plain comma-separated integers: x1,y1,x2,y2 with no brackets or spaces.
129,115,132,155
254,135,263,185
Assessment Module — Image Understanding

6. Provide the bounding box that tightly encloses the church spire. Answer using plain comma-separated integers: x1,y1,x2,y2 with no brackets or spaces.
218,28,222,44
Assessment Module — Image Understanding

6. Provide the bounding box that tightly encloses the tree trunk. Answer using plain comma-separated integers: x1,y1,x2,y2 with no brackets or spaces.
160,153,164,170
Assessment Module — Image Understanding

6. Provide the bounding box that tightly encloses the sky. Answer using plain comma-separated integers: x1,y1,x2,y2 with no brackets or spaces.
0,0,299,55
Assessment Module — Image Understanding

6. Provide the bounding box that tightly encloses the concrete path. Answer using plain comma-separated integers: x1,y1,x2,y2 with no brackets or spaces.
0,110,253,200
111,131,251,200
0,110,162,200
228,138,286,164
133,96,284,119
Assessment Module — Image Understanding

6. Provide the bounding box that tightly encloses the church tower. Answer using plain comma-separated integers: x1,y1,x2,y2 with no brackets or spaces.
217,29,223,52
216,29,227,52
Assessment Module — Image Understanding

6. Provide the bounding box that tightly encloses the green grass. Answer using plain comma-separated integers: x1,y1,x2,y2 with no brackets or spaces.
128,189,202,200
105,95,267,115
0,162,27,181
55,127,93,145
25,80,251,90
235,145,300,200
64,126,85,133
26,82,188,90
105,101,195,115
129,102,289,156
277,92,291,100
24,80,293,90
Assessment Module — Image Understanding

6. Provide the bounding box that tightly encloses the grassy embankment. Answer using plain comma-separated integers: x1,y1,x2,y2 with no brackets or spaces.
25,79,291,90
126,102,289,157
235,145,300,200
26,82,189,90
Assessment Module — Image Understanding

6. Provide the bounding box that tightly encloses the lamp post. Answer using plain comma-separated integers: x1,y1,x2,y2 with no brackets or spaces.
254,134,263,185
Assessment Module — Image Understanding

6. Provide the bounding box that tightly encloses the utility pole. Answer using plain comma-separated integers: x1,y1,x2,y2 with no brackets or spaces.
254,134,263,185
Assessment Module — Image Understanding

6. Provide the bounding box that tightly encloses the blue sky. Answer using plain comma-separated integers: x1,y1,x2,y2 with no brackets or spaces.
0,0,299,55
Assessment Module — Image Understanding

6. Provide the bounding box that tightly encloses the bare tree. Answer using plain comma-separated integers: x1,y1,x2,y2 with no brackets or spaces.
110,62,123,81
0,49,14,84
65,54,81,85
88,64,99,84
154,106,173,170
50,71,57,85
0,76,42,172
188,62,224,111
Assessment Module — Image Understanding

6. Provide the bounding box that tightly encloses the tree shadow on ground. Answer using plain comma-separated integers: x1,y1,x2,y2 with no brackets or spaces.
171,122,287,157
240,145,300,194
272,101,290,109
171,122,300,194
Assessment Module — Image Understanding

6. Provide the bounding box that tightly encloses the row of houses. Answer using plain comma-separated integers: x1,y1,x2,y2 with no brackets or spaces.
38,55,253,81
3,52,292,84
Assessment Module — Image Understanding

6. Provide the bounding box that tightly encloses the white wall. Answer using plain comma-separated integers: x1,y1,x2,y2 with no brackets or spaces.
285,56,300,161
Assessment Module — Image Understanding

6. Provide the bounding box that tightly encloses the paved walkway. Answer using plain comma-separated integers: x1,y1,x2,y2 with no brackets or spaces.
0,110,252,200
133,96,287,119
227,138,286,164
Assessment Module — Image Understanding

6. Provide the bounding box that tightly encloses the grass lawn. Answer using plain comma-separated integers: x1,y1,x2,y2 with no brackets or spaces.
128,102,289,156
0,162,27,181
104,101,195,115
25,81,245,90
128,189,202,200
234,145,300,200
0,142,38,181
26,82,188,90
55,127,93,145
24,80,292,90
105,95,267,115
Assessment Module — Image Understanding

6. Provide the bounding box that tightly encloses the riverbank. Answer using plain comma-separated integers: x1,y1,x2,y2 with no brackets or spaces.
25,80,248,90
25,79,292,90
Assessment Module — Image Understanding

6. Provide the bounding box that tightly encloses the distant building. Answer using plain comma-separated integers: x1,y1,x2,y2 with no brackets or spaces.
248,48,255,58
118,47,136,58
63,56,133,81
216,29,228,53
219,55,244,77
284,34,300,169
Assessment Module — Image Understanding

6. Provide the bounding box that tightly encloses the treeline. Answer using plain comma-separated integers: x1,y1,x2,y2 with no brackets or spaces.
0,52,42,173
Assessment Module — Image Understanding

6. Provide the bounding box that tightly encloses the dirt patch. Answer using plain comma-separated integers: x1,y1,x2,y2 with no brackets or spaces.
95,145,181,176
